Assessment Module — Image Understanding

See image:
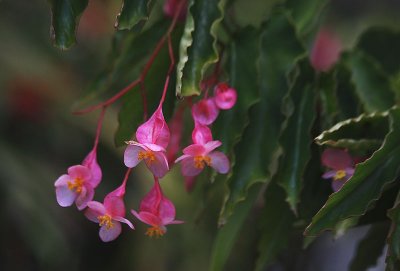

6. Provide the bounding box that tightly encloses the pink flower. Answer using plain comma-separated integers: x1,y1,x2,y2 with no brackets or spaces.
175,140,229,177
191,98,219,125
310,28,342,72
85,183,134,242
55,150,102,210
124,107,170,178
213,83,237,110
321,148,355,192
192,122,213,145
131,178,183,237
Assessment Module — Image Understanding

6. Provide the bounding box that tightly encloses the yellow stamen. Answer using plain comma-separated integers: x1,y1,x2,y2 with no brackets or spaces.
145,226,165,238
67,178,84,193
194,156,212,169
98,215,114,229
334,170,346,181
138,150,156,164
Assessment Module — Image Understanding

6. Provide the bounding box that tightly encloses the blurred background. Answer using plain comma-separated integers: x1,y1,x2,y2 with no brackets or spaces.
1,0,400,270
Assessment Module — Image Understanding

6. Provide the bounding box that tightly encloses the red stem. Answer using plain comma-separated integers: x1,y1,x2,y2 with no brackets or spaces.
93,106,107,150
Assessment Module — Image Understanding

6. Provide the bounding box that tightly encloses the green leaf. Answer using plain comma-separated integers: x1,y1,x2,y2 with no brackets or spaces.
346,51,395,113
219,11,304,224
49,0,88,49
305,107,400,236
209,184,261,271
275,60,316,212
387,191,400,271
255,182,296,271
176,0,226,97
286,0,329,36
315,111,389,153
219,11,304,223
356,26,400,75
213,27,260,154
350,222,389,271
116,0,155,31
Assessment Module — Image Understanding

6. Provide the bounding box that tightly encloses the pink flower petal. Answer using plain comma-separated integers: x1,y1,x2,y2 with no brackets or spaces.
76,185,94,210
142,142,166,152
82,149,102,187
159,196,176,225
131,210,161,227
332,179,346,192
182,144,205,156
214,83,237,110
113,216,135,229
104,196,125,218
139,183,160,214
54,174,70,187
136,107,170,149
209,151,230,174
67,165,92,181
85,201,106,223
192,123,213,145
99,221,122,242
181,157,203,177
175,154,191,163
192,98,219,125
322,170,337,179
145,151,169,178
310,28,342,72
321,148,354,170
124,145,145,168
55,185,77,207
203,140,222,153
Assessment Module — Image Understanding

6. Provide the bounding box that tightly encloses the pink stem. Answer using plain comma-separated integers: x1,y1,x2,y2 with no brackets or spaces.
93,106,107,150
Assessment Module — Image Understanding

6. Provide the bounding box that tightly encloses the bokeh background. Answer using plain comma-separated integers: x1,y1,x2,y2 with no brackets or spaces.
1,0,400,270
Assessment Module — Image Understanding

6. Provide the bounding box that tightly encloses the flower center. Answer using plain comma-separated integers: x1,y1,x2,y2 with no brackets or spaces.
98,215,114,229
333,170,346,181
138,150,156,164
145,226,165,238
67,177,84,193
194,155,211,169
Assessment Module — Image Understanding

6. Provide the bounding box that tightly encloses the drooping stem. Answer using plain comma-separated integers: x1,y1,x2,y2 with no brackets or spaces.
93,106,107,150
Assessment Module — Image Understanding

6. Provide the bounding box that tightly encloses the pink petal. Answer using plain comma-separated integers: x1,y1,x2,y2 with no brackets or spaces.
55,185,77,207
182,144,205,156
321,148,353,170
99,221,122,242
175,154,191,163
203,140,222,153
332,179,346,192
104,196,125,218
54,174,70,187
209,151,230,174
85,201,106,223
145,151,169,178
82,149,102,187
113,216,135,229
181,157,203,177
131,210,161,227
168,220,184,225
76,185,95,210
139,182,161,213
143,142,166,152
192,98,219,125
310,28,342,72
159,196,176,225
124,145,145,168
192,123,213,145
163,0,187,21
67,165,92,181
136,107,170,148
322,170,336,179
214,83,237,110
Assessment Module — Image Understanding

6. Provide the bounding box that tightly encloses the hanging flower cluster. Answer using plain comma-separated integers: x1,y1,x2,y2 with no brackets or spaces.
54,0,237,241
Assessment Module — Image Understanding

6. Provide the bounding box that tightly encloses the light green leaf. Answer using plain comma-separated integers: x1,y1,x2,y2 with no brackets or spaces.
49,0,88,49
305,107,400,236
176,0,226,97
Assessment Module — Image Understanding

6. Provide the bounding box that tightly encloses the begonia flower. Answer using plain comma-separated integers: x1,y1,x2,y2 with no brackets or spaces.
131,178,183,237
124,107,170,178
192,122,213,145
163,0,187,21
85,182,134,242
321,148,355,192
175,140,229,177
55,149,102,210
310,28,342,72
213,82,237,110
191,98,219,125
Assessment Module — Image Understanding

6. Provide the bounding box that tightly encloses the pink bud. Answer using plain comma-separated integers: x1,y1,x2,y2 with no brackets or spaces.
163,0,187,21
213,83,237,110
136,107,170,149
192,122,213,145
310,28,342,72
192,98,219,125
